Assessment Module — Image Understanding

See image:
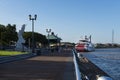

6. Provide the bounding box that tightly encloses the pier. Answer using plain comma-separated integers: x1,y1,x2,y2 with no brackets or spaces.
0,50,76,80
0,49,115,80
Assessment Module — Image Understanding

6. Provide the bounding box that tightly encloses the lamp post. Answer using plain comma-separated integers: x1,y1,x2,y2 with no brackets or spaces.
46,29,51,49
29,14,37,53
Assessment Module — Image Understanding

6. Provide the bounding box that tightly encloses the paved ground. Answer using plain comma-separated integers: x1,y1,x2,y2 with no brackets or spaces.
0,50,76,80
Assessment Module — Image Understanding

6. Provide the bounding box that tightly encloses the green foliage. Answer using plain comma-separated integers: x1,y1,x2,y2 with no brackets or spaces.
0,24,17,46
0,24,48,48
23,32,48,46
0,24,5,32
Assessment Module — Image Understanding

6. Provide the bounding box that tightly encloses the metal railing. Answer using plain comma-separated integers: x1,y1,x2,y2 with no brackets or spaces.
72,49,82,80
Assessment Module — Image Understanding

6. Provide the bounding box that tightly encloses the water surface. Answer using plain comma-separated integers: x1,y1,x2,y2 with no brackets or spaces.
81,48,120,80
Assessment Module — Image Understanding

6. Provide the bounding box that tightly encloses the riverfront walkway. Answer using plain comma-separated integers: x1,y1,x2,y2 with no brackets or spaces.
0,50,76,80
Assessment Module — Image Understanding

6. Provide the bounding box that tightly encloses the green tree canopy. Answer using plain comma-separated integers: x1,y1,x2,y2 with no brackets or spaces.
0,24,6,32
0,24,17,46
0,24,48,48
23,32,48,47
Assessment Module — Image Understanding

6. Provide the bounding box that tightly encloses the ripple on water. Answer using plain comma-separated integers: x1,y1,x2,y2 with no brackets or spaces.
82,48,120,80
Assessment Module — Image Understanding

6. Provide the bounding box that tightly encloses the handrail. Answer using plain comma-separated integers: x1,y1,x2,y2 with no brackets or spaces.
72,50,82,80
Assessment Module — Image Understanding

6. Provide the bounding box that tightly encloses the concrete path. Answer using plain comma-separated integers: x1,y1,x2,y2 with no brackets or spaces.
0,50,76,80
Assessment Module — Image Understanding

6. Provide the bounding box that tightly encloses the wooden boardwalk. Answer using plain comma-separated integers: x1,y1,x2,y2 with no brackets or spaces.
0,50,76,80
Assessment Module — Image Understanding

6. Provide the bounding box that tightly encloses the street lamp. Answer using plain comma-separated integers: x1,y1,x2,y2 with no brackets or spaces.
29,14,37,53
46,29,51,48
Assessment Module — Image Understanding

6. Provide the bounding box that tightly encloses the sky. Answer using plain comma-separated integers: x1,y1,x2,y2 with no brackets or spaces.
0,0,120,43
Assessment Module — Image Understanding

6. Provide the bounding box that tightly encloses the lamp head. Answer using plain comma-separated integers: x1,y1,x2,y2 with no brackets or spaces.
34,14,37,20
29,15,31,20
46,29,51,33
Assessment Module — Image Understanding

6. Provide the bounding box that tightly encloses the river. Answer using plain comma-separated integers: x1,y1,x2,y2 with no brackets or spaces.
81,48,120,80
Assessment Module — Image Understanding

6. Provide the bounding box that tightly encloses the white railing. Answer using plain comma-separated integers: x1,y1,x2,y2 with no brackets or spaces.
72,50,82,80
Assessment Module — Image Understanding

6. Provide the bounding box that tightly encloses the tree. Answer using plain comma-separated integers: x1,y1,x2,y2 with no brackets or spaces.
0,24,6,32
0,24,17,46
0,24,48,48
0,24,6,46
5,24,18,42
23,32,48,48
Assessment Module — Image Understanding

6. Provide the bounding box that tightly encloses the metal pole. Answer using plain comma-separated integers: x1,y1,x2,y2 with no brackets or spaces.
48,33,50,48
28,38,31,52
112,29,114,46
29,14,37,53
32,20,34,53
46,29,51,49
89,35,91,42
